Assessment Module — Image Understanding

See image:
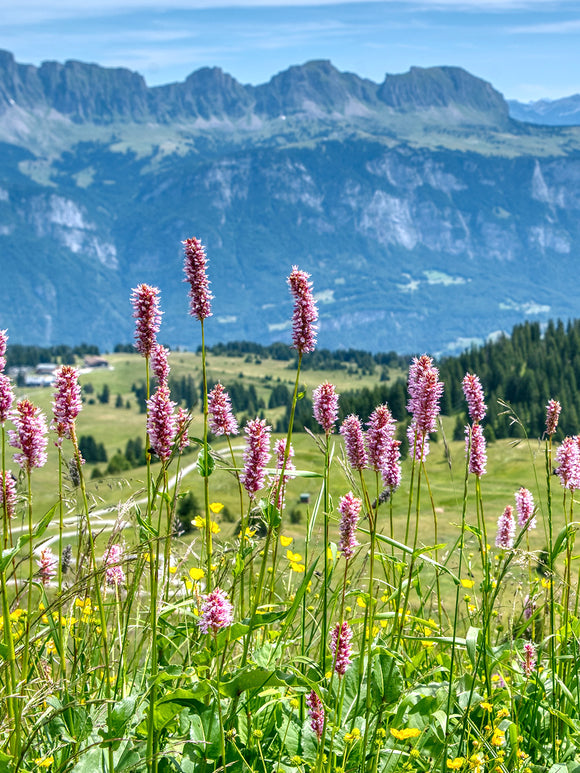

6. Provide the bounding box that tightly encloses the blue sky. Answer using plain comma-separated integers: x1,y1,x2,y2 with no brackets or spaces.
2,0,580,102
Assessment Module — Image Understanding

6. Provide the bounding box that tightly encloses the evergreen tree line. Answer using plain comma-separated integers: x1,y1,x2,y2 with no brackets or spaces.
6,343,100,368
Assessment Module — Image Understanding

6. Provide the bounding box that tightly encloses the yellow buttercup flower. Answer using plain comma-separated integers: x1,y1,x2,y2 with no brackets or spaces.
209,502,224,514
344,728,361,743
480,701,493,711
461,579,474,589
491,728,505,747
446,758,465,770
189,567,205,581
34,757,54,768
390,728,421,741
286,550,303,563
280,535,293,547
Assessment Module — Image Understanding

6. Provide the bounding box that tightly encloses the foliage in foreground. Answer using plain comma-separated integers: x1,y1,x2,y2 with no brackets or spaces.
1,244,580,773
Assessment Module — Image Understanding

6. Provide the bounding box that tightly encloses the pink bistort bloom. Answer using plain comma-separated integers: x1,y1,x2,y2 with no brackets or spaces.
131,284,162,359
37,548,58,586
271,438,295,510
495,505,516,550
9,399,48,472
0,470,16,519
545,399,561,437
183,237,213,321
175,407,191,452
0,328,7,373
288,266,318,354
312,382,339,434
366,404,396,473
0,374,14,424
151,343,170,387
52,365,82,444
241,418,271,496
462,373,487,424
382,438,402,491
466,423,487,477
522,641,537,678
338,491,361,560
407,355,444,437
515,487,536,530
330,621,353,676
208,383,238,436
340,414,368,471
146,386,177,463
306,690,325,740
556,436,580,490
407,422,429,462
103,543,126,587
198,587,234,635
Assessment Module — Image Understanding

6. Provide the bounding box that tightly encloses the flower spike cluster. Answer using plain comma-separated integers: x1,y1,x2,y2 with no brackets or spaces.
131,284,162,358
306,691,325,740
556,436,580,490
198,587,234,635
366,404,396,473
338,491,361,560
147,386,177,463
241,418,271,496
183,237,213,321
52,365,82,445
0,374,14,425
545,399,561,436
0,328,7,373
407,355,444,456
9,399,48,472
462,371,487,478
271,438,295,510
37,548,58,586
340,414,368,471
330,620,353,676
208,383,238,437
0,471,16,519
462,373,487,424
312,382,339,434
288,266,318,354
151,343,170,387
515,487,536,530
103,543,126,587
495,505,516,549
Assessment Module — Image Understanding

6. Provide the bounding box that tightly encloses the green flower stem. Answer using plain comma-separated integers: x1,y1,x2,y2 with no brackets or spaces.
200,320,213,592
227,436,246,616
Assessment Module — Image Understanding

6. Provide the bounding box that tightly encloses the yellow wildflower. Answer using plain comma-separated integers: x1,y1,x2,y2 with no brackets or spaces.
480,701,493,711
447,758,465,770
491,728,505,747
344,728,361,743
461,579,474,589
286,550,303,563
356,596,367,609
189,567,205,581
209,502,224,513
390,728,421,741
496,708,509,719
280,535,293,547
35,756,54,768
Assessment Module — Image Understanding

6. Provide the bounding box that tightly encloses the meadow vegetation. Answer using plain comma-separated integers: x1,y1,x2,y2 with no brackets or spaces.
1,241,579,773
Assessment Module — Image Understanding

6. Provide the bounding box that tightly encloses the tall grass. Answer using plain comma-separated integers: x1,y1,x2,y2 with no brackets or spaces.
0,253,578,773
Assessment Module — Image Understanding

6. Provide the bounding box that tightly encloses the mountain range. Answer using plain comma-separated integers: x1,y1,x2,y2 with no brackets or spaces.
1,49,580,355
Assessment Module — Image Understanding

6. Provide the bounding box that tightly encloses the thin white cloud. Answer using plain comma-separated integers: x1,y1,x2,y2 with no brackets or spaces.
509,18,580,33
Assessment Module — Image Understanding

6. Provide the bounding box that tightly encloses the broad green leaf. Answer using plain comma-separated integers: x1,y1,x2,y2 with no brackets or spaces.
196,448,214,477
466,626,480,669
372,647,403,705
219,667,294,698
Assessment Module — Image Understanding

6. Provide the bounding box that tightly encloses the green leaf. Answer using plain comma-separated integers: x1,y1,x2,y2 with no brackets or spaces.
219,667,294,698
547,765,568,773
372,647,403,705
98,696,138,750
466,626,480,669
196,448,214,477
0,750,13,773
0,503,58,571
134,505,157,539
157,685,211,706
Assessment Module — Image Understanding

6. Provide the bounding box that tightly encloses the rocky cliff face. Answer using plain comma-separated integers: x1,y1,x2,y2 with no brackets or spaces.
0,51,580,353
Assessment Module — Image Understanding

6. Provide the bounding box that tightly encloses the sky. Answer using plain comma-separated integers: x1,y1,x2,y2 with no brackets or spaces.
2,0,580,102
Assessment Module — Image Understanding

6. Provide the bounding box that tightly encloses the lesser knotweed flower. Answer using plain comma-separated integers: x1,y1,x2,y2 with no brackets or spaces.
131,284,162,358
366,404,396,472
0,470,16,519
515,487,536,530
312,382,339,433
198,587,234,634
0,374,14,424
556,436,580,489
407,355,444,437
208,383,238,436
146,386,177,463
340,414,368,471
271,438,295,510
466,423,487,477
37,548,58,585
407,422,429,462
151,343,170,387
495,505,515,549
288,266,318,354
522,641,536,677
338,491,361,560
462,373,487,423
383,438,402,491
9,399,48,471
183,237,213,321
545,399,561,436
241,418,271,496
103,543,126,587
52,365,82,445
175,407,191,451
306,691,324,740
330,620,353,676
0,328,7,373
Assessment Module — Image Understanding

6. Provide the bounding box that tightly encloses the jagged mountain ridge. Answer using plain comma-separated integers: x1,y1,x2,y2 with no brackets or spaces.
509,95,580,127
1,51,580,354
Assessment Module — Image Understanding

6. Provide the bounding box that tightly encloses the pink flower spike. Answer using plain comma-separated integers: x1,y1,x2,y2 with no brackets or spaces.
515,487,536,530
382,438,402,491
366,404,396,473
407,422,429,462
330,620,353,676
198,587,234,635
556,436,580,490
338,491,362,560
545,399,561,437
466,423,487,477
0,328,7,373
340,414,368,471
103,543,126,587
495,505,516,550
522,641,536,678
9,399,48,472
306,690,325,740
0,374,14,424
288,266,318,354
131,284,162,359
0,470,17,519
271,438,295,510
312,382,339,434
241,418,271,496
147,386,177,463
52,365,82,444
407,355,444,437
462,373,487,424
37,548,58,586
176,407,191,452
183,237,213,321
208,383,238,437
151,343,170,387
